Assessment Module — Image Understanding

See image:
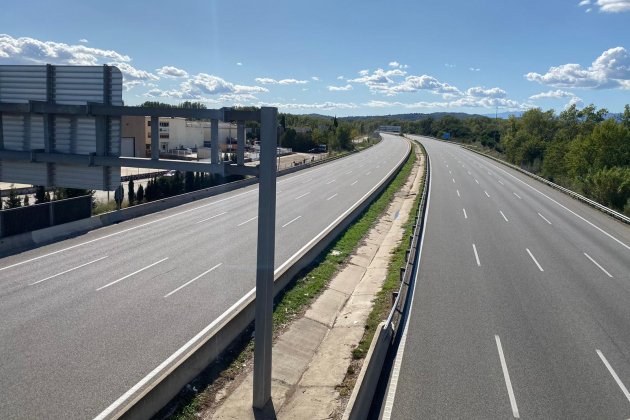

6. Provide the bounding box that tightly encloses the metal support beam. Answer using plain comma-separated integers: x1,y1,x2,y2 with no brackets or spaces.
237,121,245,166
151,116,159,160
211,119,219,164
253,107,277,410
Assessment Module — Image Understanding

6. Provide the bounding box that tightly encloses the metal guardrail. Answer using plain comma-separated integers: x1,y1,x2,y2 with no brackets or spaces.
460,145,630,225
344,140,431,420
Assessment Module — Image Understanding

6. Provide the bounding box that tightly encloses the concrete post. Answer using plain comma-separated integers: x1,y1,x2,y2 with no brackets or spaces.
237,121,245,166
151,117,159,160
211,119,219,164
252,107,277,410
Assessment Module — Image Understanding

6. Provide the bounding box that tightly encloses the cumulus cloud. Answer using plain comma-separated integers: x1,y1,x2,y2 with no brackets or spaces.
156,65,188,78
147,73,268,101
0,34,131,65
311,76,320,81
566,96,584,108
337,75,345,80
259,101,358,111
365,96,528,111
529,89,576,100
254,77,308,85
580,0,630,12
376,74,461,97
469,67,481,72
79,38,88,43
525,46,630,89
327,84,353,91
347,68,408,93
466,86,507,98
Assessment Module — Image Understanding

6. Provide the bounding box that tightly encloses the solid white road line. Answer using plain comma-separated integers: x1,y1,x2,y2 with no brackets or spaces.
597,349,630,403
500,210,509,222
350,180,358,186
195,212,227,224
463,208,468,219
513,192,522,199
475,179,480,184
164,263,222,298
281,215,302,228
456,189,461,198
584,253,613,278
294,192,310,200
470,151,630,252
96,258,168,291
326,193,338,201
326,179,336,184
237,216,257,227
526,248,544,272
537,212,552,225
29,256,109,286
95,139,412,420
472,244,481,266
485,191,490,198
381,148,431,420
495,335,520,418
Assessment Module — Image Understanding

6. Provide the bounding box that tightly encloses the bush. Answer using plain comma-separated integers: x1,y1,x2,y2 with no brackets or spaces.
582,167,630,212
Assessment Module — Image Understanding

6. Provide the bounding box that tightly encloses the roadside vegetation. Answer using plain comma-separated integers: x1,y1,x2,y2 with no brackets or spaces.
166,143,414,420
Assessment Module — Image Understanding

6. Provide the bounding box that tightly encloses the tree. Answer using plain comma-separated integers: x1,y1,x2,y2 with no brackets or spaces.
127,179,135,206
622,104,630,129
34,186,48,204
137,184,144,203
4,185,22,209
23,194,30,206
336,125,353,150
185,171,195,192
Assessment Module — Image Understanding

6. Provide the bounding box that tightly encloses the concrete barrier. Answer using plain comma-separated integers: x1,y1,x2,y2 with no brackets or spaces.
343,322,393,420
97,138,410,420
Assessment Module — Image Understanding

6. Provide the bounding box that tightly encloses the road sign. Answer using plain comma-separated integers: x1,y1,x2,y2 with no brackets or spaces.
0,64,122,190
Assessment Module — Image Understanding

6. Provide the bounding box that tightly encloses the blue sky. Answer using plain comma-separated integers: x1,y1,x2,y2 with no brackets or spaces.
0,0,629,116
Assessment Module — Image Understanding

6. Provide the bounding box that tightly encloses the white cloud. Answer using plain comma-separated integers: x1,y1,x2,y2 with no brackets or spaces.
579,0,591,5
529,89,576,100
236,62,242,66
110,62,159,81
0,34,131,65
327,84,353,91
259,101,358,111
337,75,345,80
389,61,401,68
466,86,507,98
254,77,308,85
79,38,89,43
525,46,630,89
374,74,461,96
566,96,584,108
469,67,481,72
311,76,320,81
445,63,456,68
347,68,408,94
593,0,630,12
156,65,188,78
364,96,528,111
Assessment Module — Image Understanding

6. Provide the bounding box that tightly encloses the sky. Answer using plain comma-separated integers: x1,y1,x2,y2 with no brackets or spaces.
0,0,629,116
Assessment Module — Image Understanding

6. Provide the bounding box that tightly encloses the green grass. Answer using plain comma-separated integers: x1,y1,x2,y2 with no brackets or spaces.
169,142,414,420
352,143,425,360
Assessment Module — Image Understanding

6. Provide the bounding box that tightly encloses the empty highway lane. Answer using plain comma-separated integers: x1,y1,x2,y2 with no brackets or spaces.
0,134,409,419
384,136,630,419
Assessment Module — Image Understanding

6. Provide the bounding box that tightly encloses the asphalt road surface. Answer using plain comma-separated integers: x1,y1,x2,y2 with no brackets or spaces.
384,136,630,419
0,134,409,419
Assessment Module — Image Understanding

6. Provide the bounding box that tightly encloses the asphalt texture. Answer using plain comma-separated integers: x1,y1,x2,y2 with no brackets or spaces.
386,136,630,419
0,135,409,419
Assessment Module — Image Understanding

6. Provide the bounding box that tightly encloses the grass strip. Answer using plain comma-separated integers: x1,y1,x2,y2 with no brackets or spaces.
168,141,414,420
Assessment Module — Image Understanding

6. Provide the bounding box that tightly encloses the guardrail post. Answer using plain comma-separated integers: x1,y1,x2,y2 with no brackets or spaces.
253,107,277,410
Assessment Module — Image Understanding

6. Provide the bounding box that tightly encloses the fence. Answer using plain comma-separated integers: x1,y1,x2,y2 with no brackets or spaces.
0,195,92,238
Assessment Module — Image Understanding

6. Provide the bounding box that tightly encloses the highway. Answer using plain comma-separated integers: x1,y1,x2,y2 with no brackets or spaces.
0,134,409,419
384,136,630,419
